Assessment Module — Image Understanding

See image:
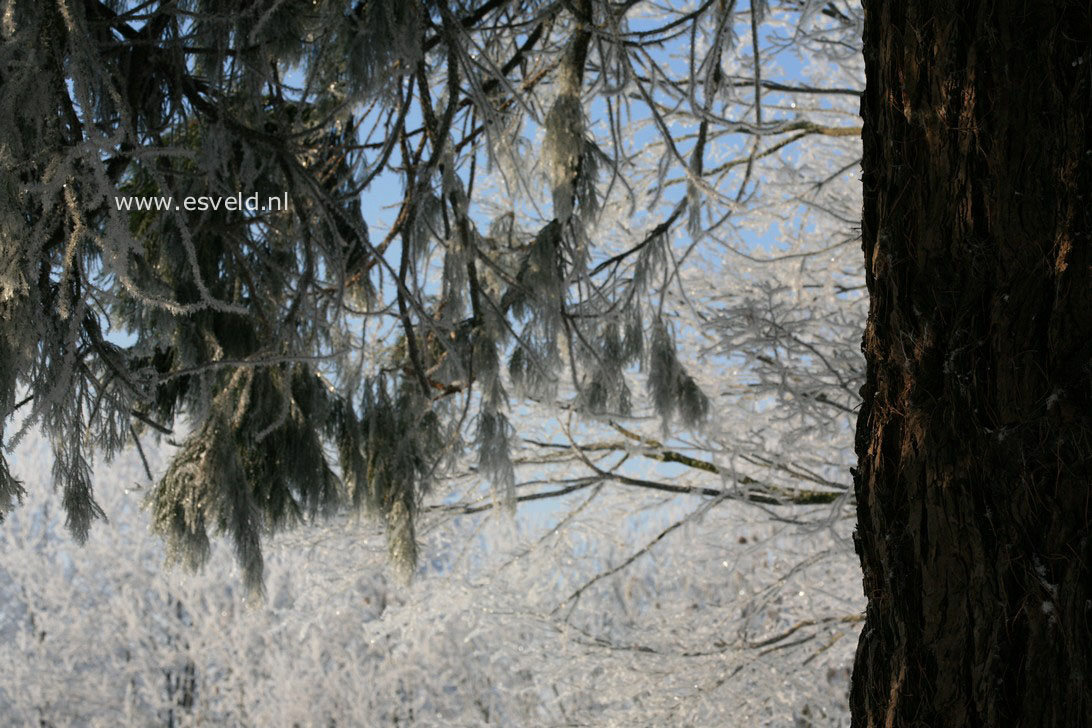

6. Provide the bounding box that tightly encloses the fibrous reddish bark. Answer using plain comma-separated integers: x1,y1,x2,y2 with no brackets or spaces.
853,2,1092,726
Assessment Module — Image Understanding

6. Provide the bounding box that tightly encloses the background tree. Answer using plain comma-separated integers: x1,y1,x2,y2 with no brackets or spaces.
852,1,1091,725
3,0,870,723
2,404,864,725
2,0,865,585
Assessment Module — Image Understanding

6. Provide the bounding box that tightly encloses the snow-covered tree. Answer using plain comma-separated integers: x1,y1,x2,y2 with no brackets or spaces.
0,1,869,724
2,0,863,587
2,408,862,725
2,1,868,721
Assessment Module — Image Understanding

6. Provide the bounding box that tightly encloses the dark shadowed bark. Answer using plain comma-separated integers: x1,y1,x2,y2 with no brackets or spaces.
852,1,1092,726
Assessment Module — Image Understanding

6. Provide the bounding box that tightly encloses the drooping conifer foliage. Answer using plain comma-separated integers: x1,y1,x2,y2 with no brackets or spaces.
1,0,863,592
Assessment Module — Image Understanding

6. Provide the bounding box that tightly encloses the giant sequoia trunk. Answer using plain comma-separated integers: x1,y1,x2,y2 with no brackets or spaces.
852,2,1092,725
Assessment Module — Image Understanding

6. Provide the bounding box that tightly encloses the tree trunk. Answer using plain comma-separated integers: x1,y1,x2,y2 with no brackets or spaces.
852,2,1092,726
